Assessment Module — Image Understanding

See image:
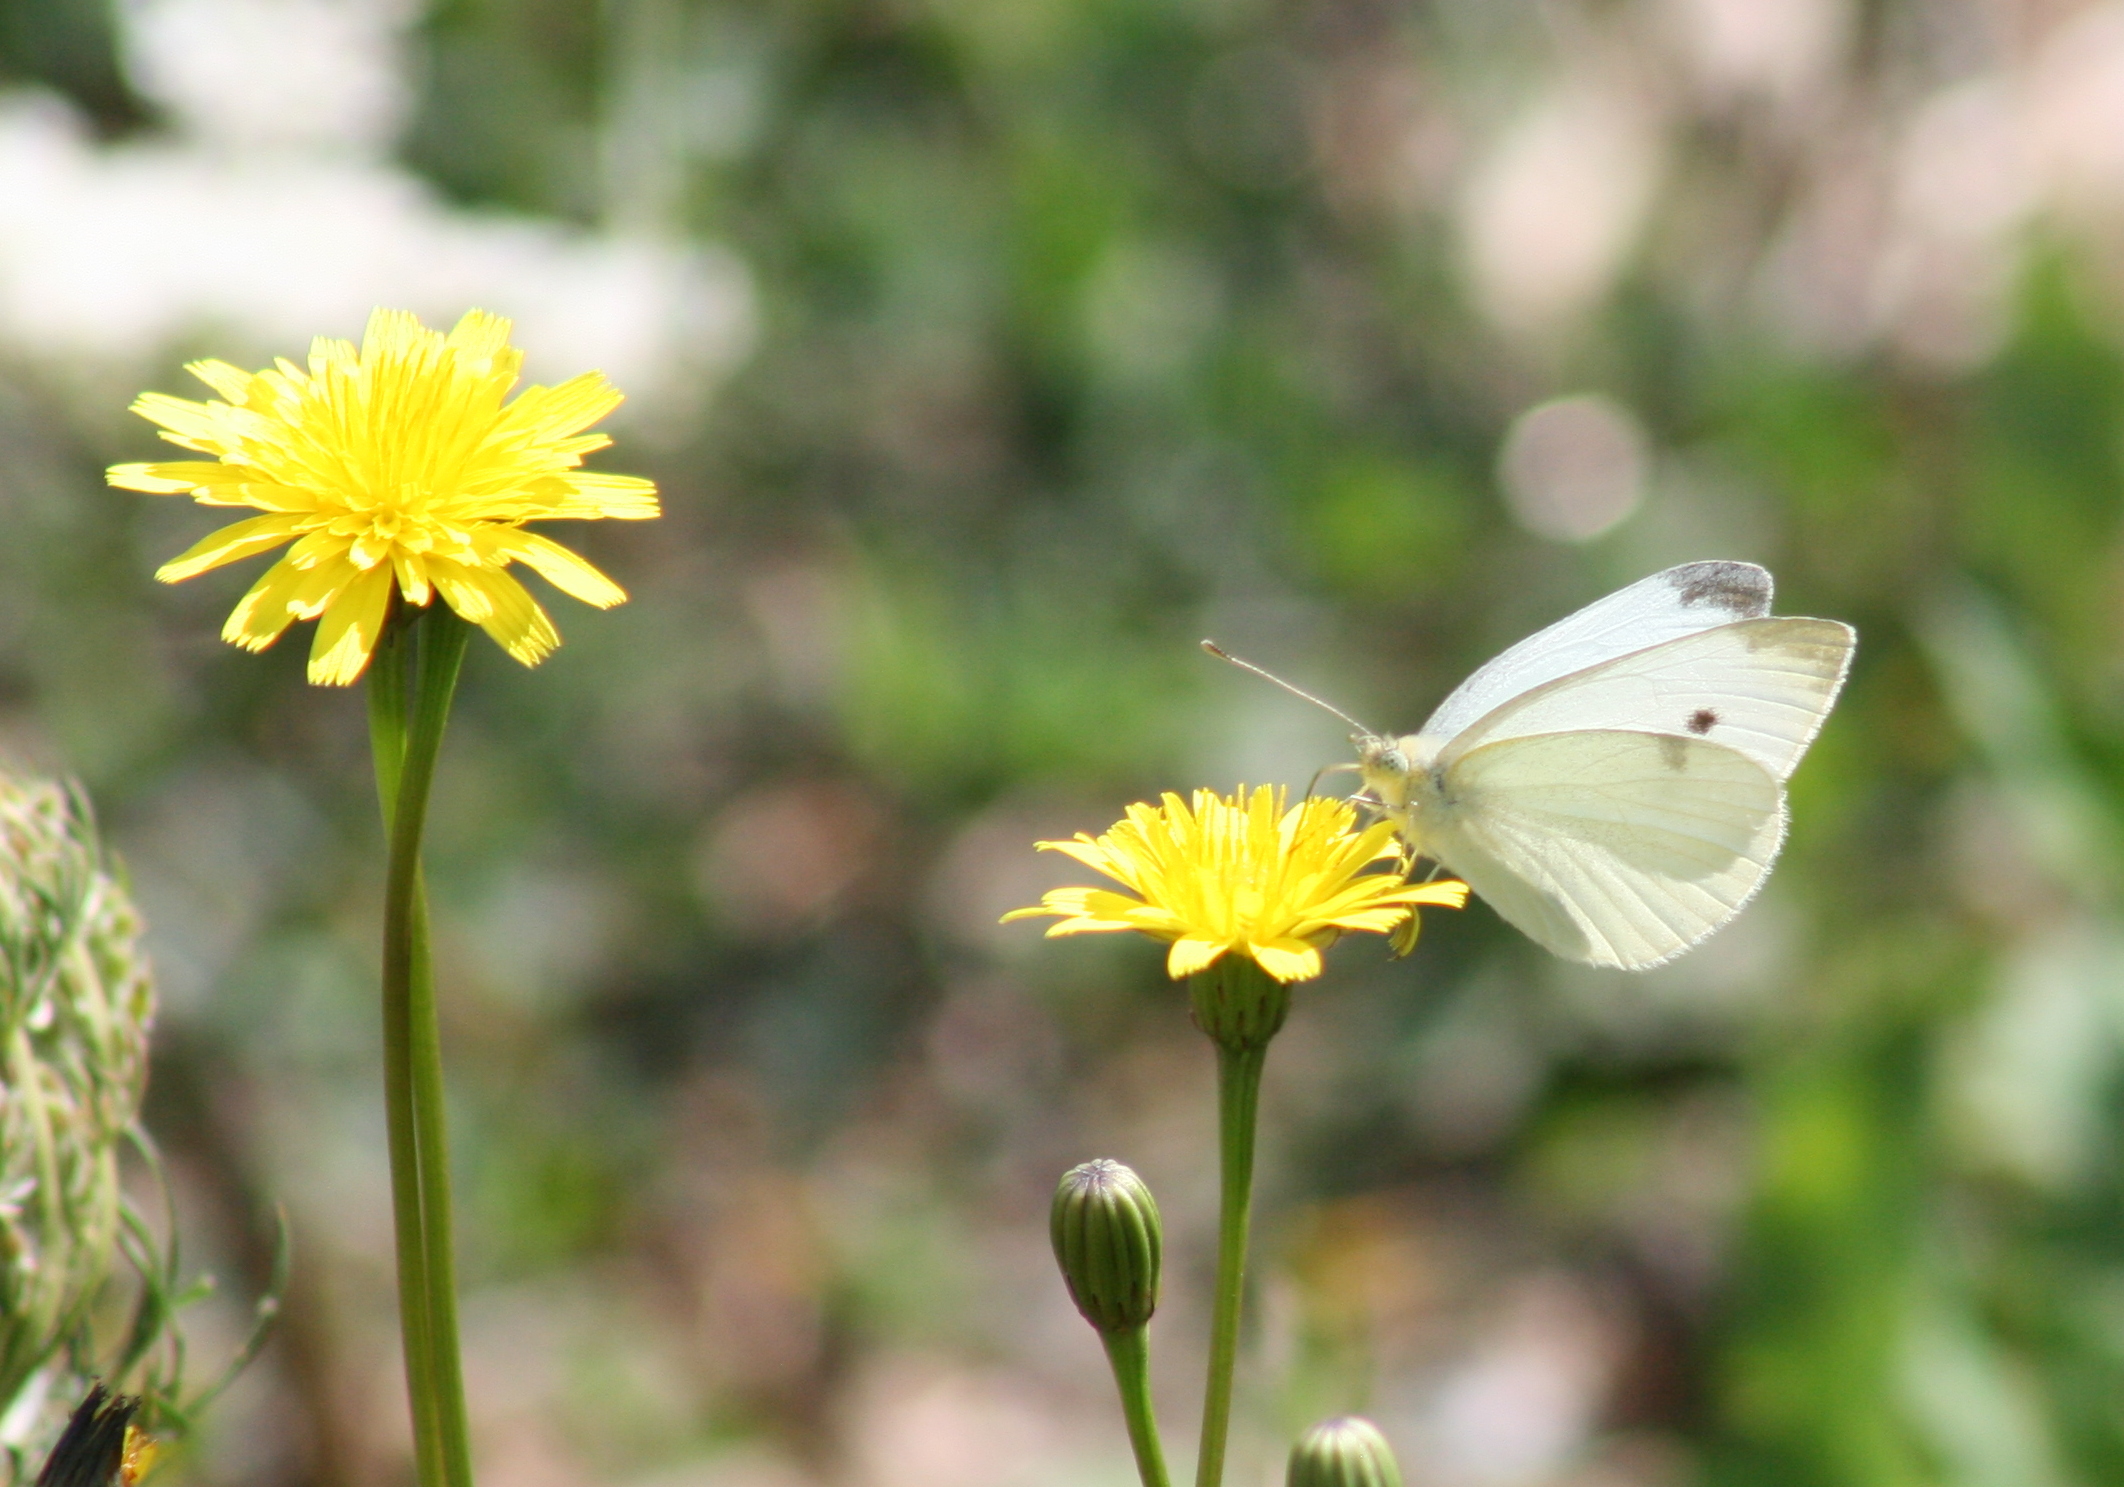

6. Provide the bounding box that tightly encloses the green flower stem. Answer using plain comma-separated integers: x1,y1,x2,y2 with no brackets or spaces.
1187,957,1288,1487
1101,1326,1173,1487
1194,1037,1265,1487
368,605,474,1487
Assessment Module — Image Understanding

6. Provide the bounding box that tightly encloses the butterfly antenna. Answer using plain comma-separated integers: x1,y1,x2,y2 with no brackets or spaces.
1200,640,1375,734
1302,762,1361,800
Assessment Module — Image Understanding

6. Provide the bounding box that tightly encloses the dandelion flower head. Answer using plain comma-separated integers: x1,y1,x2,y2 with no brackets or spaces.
109,308,658,685
1004,786,1469,982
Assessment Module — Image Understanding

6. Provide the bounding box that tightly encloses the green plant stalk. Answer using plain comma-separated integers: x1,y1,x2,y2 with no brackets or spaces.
1194,1038,1266,1487
368,614,433,1486
1100,1326,1172,1487
368,605,474,1487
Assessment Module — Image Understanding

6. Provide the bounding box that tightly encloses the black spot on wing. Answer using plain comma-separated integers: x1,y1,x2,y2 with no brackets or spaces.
1667,561,1771,616
1688,708,1718,734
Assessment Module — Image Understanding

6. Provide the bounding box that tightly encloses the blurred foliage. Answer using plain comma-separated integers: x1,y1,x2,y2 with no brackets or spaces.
8,0,2124,1485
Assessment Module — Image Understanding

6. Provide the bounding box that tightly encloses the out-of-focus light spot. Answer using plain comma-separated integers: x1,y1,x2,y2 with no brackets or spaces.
1662,0,1848,109
121,0,412,156
1420,1272,1625,1487
1746,4,2124,371
1945,920,2124,1193
840,1356,1097,1487
1870,81,2027,371
2028,3,2124,218
1496,394,1648,543
1749,154,1881,361
1457,78,1665,337
0,0,755,423
1898,83,2031,244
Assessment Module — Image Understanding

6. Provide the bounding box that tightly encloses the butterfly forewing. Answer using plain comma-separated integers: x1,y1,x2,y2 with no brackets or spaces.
1422,730,1785,970
1434,616,1854,782
1419,561,1774,743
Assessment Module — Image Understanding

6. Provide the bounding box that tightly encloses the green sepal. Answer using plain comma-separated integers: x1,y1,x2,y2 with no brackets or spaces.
1188,955,1292,1050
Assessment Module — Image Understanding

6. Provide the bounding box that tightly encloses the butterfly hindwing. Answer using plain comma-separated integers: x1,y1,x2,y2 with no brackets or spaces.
1419,729,1785,970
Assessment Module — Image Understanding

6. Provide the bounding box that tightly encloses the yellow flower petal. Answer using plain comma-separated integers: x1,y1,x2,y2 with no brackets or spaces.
186,358,258,403
307,562,396,685
1001,886,1114,927
1249,941,1322,983
155,513,311,582
1006,785,1467,983
1167,937,1225,979
1040,835,1143,888
110,307,658,684
1410,880,1471,909
1043,912,1146,936
130,391,238,452
108,462,204,494
284,553,360,621
430,561,559,668
221,555,308,650
477,528,627,607
393,550,434,607
444,307,516,362
497,370,625,444
550,472,661,520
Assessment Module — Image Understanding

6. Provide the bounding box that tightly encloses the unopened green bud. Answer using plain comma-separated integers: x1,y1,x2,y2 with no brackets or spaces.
1051,1159,1162,1333
1287,1417,1403,1487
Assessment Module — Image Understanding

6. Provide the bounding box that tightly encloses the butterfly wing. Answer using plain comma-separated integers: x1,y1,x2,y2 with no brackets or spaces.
1419,729,1785,970
1418,561,1774,742
1434,617,1854,782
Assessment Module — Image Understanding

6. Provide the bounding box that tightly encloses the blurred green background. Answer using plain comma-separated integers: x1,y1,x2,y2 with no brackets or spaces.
2,0,2123,1483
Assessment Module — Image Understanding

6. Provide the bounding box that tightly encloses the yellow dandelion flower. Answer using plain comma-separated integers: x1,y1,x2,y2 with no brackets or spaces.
108,307,659,686
1004,785,1469,983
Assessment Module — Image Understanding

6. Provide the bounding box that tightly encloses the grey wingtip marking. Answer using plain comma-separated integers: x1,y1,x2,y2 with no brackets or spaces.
1665,561,1772,617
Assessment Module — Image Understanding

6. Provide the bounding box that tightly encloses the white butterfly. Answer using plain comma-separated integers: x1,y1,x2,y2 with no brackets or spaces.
1212,561,1855,970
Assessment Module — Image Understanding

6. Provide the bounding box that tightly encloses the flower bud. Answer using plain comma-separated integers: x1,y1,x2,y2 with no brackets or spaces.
1287,1417,1403,1487
1051,1159,1162,1333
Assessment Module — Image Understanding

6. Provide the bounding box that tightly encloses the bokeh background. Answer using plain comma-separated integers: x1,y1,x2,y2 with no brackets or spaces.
2,0,2122,1482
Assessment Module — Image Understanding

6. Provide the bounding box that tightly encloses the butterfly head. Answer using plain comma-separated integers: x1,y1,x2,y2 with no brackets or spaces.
1355,732,1445,810
1354,733,1406,794
1198,642,1446,832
